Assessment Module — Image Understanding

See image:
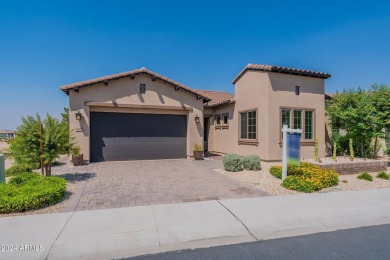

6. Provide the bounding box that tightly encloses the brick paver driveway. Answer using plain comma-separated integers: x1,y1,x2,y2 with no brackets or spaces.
53,158,268,212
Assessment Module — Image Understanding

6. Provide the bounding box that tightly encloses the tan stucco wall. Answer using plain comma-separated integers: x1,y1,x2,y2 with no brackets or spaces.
208,71,270,159
68,74,204,161
209,71,326,161
267,73,326,160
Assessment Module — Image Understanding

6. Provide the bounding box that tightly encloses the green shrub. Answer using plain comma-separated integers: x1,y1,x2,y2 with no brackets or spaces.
270,163,339,193
243,155,261,170
5,164,33,177
269,164,303,179
0,173,67,213
8,172,40,185
223,154,243,172
269,166,282,178
283,175,322,193
357,172,373,182
194,144,203,152
385,148,390,156
377,171,389,180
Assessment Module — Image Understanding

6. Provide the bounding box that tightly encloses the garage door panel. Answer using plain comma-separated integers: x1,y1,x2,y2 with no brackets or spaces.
90,112,187,162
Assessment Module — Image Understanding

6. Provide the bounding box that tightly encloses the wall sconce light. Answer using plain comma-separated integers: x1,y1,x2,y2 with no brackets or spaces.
194,114,200,123
75,112,82,121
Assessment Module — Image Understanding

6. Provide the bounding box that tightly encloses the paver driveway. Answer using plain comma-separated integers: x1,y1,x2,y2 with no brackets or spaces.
52,158,268,212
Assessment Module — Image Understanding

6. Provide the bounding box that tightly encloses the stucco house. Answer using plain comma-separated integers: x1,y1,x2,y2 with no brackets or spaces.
60,64,331,163
0,130,15,140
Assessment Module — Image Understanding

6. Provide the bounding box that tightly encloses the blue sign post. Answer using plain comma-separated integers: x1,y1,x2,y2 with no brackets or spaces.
282,125,302,180
287,133,301,165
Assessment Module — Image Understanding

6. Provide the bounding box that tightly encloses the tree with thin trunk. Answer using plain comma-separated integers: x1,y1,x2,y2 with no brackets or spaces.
10,108,72,176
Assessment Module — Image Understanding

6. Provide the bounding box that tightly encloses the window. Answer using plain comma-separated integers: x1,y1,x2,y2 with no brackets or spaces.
140,83,146,94
280,108,314,141
222,113,229,126
305,111,313,139
240,110,257,139
215,115,221,126
281,109,290,127
295,86,300,95
293,110,302,130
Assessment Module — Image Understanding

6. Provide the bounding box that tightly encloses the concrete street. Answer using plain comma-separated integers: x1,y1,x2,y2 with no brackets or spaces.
1,188,390,260
133,224,390,260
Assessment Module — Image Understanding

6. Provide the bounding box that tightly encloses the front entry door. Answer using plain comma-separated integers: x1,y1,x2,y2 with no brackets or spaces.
204,117,209,152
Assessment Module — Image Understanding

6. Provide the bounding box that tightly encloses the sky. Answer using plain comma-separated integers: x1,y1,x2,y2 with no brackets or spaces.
1,0,389,129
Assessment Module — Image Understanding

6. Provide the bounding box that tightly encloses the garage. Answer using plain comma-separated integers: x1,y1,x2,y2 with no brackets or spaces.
90,112,187,162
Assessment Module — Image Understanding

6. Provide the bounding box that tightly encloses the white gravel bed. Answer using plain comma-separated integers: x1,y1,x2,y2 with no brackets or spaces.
215,162,390,196
215,162,298,196
323,168,390,192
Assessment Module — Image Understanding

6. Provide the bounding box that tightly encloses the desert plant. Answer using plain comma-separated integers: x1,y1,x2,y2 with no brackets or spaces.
72,145,81,156
377,171,390,180
222,154,243,172
357,172,373,181
270,163,339,193
0,173,67,213
314,137,319,162
269,164,302,179
194,144,203,151
5,164,33,177
332,142,337,162
349,138,354,161
242,155,261,170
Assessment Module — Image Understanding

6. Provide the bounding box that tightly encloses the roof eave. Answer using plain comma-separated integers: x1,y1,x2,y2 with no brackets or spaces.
232,64,331,84
59,68,210,101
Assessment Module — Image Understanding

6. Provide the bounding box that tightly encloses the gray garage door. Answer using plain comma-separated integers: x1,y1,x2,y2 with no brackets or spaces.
90,112,187,162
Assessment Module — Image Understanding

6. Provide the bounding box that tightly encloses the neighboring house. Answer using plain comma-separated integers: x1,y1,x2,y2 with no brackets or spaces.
0,129,15,139
60,64,331,162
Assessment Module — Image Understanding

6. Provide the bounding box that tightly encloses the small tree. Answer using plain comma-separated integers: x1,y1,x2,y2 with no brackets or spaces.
10,108,72,176
326,85,390,158
314,137,319,162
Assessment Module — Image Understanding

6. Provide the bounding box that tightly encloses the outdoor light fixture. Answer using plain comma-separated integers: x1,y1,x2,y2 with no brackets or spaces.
194,114,200,123
75,112,82,121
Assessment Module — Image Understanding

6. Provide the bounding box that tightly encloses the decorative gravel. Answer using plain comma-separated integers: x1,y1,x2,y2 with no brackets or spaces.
215,162,298,196
216,161,390,196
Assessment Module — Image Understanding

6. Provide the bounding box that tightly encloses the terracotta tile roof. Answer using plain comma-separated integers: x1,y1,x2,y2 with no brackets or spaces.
59,67,210,101
232,63,331,84
0,129,14,134
198,90,235,107
325,93,334,100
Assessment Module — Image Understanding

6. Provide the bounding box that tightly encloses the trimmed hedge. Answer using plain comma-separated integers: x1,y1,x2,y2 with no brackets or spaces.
243,155,261,170
0,173,67,213
269,163,339,193
223,154,243,172
5,164,33,177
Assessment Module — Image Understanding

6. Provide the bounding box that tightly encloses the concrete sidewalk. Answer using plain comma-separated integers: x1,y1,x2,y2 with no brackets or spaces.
1,189,390,260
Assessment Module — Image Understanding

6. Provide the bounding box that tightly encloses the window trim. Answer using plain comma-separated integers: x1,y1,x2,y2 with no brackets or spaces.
221,113,229,128
238,108,259,145
215,114,222,127
279,107,316,143
214,113,229,129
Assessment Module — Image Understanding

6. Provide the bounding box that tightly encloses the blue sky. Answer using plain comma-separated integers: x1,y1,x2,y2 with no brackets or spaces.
1,0,389,129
